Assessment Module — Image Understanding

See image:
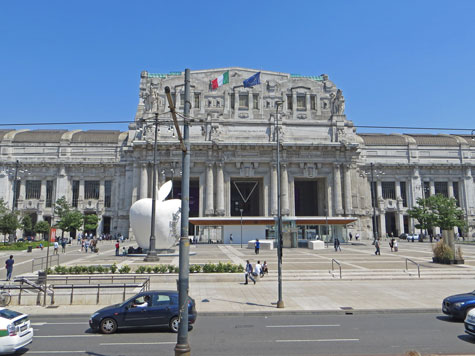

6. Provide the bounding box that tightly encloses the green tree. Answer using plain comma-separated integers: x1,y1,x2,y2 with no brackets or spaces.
21,214,33,236
56,210,83,239
34,220,50,240
84,214,99,234
0,213,20,240
407,197,437,237
0,198,8,216
54,196,70,220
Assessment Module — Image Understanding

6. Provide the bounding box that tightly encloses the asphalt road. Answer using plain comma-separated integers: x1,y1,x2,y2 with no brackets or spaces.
19,312,475,356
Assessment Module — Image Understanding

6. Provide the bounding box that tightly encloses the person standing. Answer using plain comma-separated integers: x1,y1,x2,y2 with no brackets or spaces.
115,240,120,256
393,239,398,252
229,234,233,244
349,232,353,241
53,241,59,255
5,256,14,281
334,237,341,252
61,238,67,253
244,260,256,285
255,239,260,254
375,238,381,255
355,233,360,241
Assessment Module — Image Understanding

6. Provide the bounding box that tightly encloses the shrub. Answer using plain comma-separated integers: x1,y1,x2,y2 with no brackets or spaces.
45,267,53,274
96,265,105,274
202,263,216,273
189,264,201,273
119,265,131,274
110,263,118,274
433,241,454,262
136,266,147,274
87,266,96,274
72,266,82,274
153,266,161,273
167,265,176,273
146,266,153,274
158,265,168,273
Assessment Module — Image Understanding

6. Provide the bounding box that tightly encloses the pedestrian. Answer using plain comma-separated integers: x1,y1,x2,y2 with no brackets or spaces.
355,233,360,241
375,238,381,255
5,255,14,281
229,234,233,244
255,239,260,254
261,261,268,277
334,237,341,252
254,260,262,278
349,232,353,241
53,241,59,255
84,239,90,253
122,247,127,256
61,238,67,253
115,240,120,256
393,239,398,252
389,238,394,252
244,260,256,285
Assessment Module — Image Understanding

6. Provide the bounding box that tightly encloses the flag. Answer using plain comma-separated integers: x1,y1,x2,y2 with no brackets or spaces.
211,71,229,89
243,72,261,88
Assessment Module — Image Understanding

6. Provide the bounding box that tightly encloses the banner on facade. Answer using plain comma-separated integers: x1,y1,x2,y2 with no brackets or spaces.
50,228,56,242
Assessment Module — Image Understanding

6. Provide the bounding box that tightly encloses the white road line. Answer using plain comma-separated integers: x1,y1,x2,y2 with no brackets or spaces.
100,342,175,345
31,322,83,326
35,334,101,338
267,324,340,328
276,338,359,342
28,352,86,354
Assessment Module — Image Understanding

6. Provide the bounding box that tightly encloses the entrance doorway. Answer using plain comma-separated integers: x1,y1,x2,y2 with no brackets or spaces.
231,179,261,216
294,180,319,216
385,212,397,237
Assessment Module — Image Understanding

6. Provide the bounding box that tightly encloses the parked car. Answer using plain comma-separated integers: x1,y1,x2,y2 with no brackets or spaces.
89,290,197,334
0,308,33,354
465,308,475,336
442,291,475,320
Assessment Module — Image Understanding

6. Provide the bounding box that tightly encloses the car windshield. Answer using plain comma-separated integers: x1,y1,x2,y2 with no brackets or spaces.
0,309,22,320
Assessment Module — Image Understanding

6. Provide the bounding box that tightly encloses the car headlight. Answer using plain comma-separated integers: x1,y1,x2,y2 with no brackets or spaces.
91,312,100,319
454,302,465,309
466,314,475,323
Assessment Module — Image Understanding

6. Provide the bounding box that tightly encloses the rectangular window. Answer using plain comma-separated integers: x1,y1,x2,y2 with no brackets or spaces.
26,180,41,199
85,180,100,200
423,181,431,198
382,182,396,200
46,180,53,208
400,181,407,207
310,95,316,110
230,93,235,109
72,180,79,208
194,93,200,109
297,95,306,110
453,182,460,206
253,94,259,110
287,95,293,110
434,182,448,197
239,94,249,109
105,180,112,208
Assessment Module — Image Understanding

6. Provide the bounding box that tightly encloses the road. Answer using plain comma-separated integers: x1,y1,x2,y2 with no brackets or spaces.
22,312,475,355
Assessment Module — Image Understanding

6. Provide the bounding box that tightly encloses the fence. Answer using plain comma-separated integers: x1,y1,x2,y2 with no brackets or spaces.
31,255,59,272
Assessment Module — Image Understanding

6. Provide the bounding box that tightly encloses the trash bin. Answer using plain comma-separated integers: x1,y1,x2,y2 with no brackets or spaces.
27,246,33,253
37,271,46,284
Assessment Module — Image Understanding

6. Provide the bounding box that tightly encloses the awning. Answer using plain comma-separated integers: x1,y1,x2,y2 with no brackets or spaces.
189,216,357,226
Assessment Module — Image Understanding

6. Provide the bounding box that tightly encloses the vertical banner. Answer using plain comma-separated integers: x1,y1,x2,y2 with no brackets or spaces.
50,228,56,242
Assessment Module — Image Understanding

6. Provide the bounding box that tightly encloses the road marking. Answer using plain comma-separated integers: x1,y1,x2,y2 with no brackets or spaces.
100,342,175,345
35,334,101,338
267,324,340,328
27,352,87,354
276,338,359,342
32,322,84,326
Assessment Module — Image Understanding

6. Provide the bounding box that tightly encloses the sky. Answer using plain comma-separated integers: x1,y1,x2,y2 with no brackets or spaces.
1,0,475,135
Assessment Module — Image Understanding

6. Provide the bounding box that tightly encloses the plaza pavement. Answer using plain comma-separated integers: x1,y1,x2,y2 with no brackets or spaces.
4,239,475,317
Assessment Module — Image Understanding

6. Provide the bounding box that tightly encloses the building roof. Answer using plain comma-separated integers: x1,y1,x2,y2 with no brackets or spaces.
70,130,124,144
12,130,67,143
405,134,459,146
358,134,408,146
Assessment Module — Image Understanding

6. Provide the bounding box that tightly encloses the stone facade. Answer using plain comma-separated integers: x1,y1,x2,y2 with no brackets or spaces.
0,68,473,240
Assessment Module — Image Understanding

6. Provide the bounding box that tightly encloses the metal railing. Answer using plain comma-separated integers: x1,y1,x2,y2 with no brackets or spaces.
32,255,59,272
331,259,342,279
405,258,421,278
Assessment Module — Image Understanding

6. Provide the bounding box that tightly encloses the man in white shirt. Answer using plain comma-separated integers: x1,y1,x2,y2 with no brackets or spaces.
53,241,59,255
254,261,262,278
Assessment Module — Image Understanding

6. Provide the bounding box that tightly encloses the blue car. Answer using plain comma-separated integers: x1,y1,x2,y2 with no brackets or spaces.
442,291,475,320
89,290,197,334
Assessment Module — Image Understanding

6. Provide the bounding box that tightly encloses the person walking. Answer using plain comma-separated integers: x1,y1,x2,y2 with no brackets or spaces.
355,233,360,241
5,255,14,281
349,232,353,241
53,241,59,255
375,238,381,255
115,240,120,256
255,239,260,254
244,260,256,285
334,237,341,252
229,234,233,244
61,238,67,253
393,239,398,252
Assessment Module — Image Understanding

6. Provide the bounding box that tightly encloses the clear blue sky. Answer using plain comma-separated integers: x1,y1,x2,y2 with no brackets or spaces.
1,0,475,135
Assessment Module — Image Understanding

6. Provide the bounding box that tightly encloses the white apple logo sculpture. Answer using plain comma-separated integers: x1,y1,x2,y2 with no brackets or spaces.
129,181,181,250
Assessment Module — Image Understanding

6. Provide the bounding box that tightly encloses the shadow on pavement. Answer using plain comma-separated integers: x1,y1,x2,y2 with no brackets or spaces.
211,298,275,309
457,334,475,343
436,315,461,323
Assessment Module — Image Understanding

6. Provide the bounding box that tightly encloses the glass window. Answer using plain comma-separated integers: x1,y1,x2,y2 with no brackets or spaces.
105,180,112,208
297,95,306,110
194,93,200,109
400,181,407,207
85,181,100,200
434,182,448,197
382,182,396,200
72,180,79,208
230,93,235,109
180,93,185,108
239,94,249,109
46,180,53,208
310,95,316,110
423,182,431,198
253,94,259,110
287,95,293,110
26,180,41,199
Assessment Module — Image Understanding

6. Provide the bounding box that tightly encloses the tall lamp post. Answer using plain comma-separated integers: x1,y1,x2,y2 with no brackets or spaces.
239,208,243,248
144,113,160,262
370,163,378,241
275,101,284,309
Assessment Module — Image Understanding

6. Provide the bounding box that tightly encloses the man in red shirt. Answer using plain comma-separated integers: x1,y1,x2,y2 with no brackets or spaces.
115,241,120,256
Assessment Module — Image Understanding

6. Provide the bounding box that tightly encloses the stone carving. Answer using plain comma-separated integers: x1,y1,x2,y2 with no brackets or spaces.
238,113,249,119
141,84,160,114
297,114,307,120
129,181,181,250
266,80,279,92
331,89,345,115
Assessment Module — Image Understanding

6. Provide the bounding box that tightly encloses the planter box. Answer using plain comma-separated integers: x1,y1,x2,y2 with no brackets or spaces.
432,257,464,265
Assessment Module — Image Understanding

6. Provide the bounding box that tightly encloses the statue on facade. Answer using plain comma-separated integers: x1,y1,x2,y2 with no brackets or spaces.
141,84,160,114
331,89,345,115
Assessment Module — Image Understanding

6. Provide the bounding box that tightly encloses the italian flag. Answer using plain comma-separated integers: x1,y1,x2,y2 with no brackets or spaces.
211,71,229,89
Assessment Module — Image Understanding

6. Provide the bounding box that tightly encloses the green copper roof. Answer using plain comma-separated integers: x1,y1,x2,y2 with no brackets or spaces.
148,72,183,78
290,74,324,81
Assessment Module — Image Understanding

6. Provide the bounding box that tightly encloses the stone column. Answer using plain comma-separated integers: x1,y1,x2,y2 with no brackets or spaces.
397,213,405,235
139,164,148,199
281,164,289,215
56,165,68,202
79,180,85,205
270,164,278,215
379,213,386,238
99,179,105,210
131,163,140,204
429,180,435,196
124,164,134,212
205,163,214,215
292,92,297,120
216,163,225,216
248,92,253,119
395,180,403,209
333,164,343,215
305,93,310,113
344,164,352,215
376,181,382,201
40,180,47,206
411,166,423,205
448,181,454,198
234,92,239,119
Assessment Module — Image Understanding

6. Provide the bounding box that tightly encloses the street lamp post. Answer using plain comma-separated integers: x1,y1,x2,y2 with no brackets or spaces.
370,163,378,241
275,101,284,309
144,113,160,262
11,160,19,213
239,208,243,249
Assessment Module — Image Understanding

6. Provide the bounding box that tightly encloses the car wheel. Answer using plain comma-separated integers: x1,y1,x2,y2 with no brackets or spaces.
464,308,475,320
100,318,118,334
169,316,179,333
